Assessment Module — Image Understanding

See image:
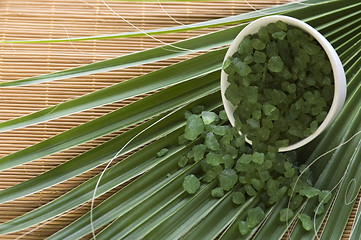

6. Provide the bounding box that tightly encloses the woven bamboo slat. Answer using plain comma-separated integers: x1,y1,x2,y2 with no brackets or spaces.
0,0,359,239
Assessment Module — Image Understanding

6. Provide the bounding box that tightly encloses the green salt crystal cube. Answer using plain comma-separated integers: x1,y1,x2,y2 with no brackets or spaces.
251,152,265,164
157,148,169,157
306,75,316,86
303,42,321,55
245,184,257,196
274,117,288,132
294,98,304,110
245,86,259,104
311,106,322,116
222,58,235,75
192,144,207,162
289,104,299,120
258,26,270,43
268,55,284,72
258,169,271,182
298,214,313,231
268,186,287,205
208,124,228,136
184,114,204,140
303,128,312,138
299,185,321,198
284,168,295,178
287,83,297,93
223,154,235,169
243,55,253,64
310,120,318,132
206,152,223,166
238,36,253,55
184,110,192,119
241,76,251,87
201,111,217,125
178,134,188,145
263,103,277,116
251,178,265,191
220,129,233,146
272,31,286,40
205,132,220,151
280,208,294,222
247,118,260,129
246,207,265,228
232,191,246,205
177,156,188,168
219,169,238,191
225,82,241,106
290,195,303,210
234,58,252,76
278,39,292,66
321,60,332,75
283,161,293,170
266,41,279,57
223,145,238,159
182,174,200,194
203,165,223,182
238,221,250,235
219,110,228,120
238,175,248,184
266,179,279,196
234,136,245,148
211,187,225,198
258,127,270,141
251,38,266,50
238,153,252,165
321,85,334,104
275,139,289,148
294,56,306,70
298,48,310,63
276,20,288,31
253,50,267,63
262,118,274,129
266,22,281,34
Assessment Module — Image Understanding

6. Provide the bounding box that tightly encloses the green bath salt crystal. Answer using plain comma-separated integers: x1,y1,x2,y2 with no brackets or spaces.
298,213,313,231
177,156,188,168
201,111,218,125
280,208,294,222
183,174,200,194
238,221,250,235
246,207,265,228
206,152,223,166
219,169,238,191
252,38,266,50
211,187,225,198
191,144,207,162
205,132,220,151
184,114,204,141
268,55,284,72
232,191,246,205
156,148,169,157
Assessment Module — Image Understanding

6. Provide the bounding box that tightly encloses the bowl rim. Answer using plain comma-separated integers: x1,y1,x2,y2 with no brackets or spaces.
220,15,347,152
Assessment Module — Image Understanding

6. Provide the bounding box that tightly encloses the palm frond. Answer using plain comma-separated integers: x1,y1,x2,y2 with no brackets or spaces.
0,0,360,239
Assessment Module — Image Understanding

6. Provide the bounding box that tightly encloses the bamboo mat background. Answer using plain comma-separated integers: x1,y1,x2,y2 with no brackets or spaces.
0,0,358,239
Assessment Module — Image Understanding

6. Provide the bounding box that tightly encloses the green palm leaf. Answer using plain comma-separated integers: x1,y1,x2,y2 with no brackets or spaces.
1,0,361,239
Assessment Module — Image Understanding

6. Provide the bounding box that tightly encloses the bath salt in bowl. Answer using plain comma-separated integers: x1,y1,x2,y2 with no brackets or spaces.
220,15,347,152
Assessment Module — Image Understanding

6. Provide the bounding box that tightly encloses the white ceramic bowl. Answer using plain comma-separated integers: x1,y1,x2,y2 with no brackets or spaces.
220,15,347,152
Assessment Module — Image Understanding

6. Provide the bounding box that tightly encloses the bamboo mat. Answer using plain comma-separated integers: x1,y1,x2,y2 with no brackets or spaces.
0,0,357,239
